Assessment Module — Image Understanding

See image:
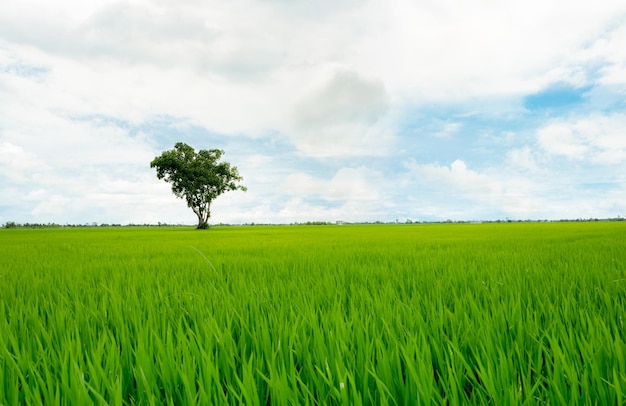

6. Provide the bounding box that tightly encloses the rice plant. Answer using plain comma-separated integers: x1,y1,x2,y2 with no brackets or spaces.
0,222,625,404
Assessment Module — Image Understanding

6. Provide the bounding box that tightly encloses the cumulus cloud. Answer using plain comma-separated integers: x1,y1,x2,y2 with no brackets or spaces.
506,146,541,173
1,0,626,224
359,0,626,102
277,198,393,224
287,69,393,157
292,70,389,128
402,140,626,220
0,142,48,182
404,159,545,218
4,0,620,137
537,113,626,164
285,166,384,202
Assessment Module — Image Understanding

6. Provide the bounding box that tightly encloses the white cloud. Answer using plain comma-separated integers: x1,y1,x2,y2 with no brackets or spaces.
284,173,326,197
582,23,626,86
274,197,395,224
287,69,393,157
358,0,626,102
404,159,545,218
278,198,341,223
506,146,541,173
290,121,395,158
285,166,384,202
31,195,73,218
0,142,48,182
537,113,626,164
291,70,389,128
3,0,622,138
326,167,382,201
402,139,626,220
432,122,462,138
21,172,190,225
1,0,626,224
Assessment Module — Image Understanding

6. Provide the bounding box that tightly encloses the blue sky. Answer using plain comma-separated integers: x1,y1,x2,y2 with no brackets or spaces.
1,0,625,225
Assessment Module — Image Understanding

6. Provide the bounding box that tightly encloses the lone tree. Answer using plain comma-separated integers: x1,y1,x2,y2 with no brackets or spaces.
151,142,246,229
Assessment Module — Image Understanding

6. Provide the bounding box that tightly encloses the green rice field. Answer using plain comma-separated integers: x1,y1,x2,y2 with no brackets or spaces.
1,222,625,405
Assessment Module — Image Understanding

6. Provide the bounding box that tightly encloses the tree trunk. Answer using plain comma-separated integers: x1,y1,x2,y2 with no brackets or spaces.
196,208,210,229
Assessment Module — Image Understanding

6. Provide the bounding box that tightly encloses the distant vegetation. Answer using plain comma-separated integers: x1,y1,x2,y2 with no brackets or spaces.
1,223,625,404
3,216,625,229
2,221,193,229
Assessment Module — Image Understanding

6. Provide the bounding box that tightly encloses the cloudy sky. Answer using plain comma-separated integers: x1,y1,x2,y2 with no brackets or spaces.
1,0,625,225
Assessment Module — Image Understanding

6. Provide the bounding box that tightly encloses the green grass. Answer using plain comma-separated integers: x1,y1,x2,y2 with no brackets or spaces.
1,222,625,405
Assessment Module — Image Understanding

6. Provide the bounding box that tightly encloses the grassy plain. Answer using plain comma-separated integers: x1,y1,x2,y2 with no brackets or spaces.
0,222,625,404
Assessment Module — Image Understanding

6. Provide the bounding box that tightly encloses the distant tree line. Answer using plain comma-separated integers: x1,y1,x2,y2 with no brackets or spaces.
3,217,625,229
1,222,192,229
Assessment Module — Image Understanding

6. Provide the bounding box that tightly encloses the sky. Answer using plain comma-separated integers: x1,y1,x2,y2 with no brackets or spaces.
1,0,626,225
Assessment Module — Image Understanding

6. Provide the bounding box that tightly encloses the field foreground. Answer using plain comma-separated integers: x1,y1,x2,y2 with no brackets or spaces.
1,223,625,404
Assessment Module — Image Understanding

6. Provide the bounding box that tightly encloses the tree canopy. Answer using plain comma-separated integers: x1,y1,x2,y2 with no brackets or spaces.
150,142,246,229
